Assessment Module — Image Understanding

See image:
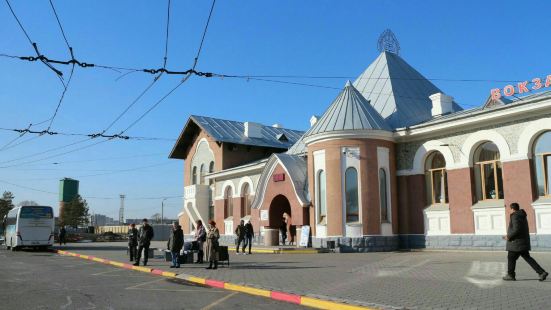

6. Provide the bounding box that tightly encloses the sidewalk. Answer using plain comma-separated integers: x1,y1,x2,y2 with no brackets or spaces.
55,241,551,309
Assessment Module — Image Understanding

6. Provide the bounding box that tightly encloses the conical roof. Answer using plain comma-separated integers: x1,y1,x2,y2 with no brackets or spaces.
305,81,391,138
353,52,462,129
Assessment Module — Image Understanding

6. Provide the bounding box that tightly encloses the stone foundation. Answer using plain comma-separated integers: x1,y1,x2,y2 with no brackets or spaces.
312,236,400,252
403,234,551,251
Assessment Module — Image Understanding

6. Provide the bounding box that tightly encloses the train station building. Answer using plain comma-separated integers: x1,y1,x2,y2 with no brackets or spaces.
169,34,551,251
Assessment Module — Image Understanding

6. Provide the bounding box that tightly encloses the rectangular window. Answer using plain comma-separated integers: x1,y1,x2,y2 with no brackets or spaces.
19,206,53,219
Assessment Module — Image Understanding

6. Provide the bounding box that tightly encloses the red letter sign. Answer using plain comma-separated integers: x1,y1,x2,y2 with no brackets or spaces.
532,78,542,90
517,81,529,94
546,75,551,88
490,88,501,100
503,85,515,97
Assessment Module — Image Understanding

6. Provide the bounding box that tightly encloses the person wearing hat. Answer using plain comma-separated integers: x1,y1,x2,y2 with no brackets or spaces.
167,222,184,268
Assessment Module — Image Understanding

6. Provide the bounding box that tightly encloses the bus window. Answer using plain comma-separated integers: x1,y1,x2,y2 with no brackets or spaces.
20,207,53,219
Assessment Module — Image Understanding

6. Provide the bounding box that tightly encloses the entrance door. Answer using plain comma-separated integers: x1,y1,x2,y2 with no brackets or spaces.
269,194,291,229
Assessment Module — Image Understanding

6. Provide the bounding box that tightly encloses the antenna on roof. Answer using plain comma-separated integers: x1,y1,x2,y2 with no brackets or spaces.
377,29,400,55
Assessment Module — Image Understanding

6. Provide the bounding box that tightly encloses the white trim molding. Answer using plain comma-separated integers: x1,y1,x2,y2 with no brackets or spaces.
472,205,506,235
461,129,511,166
411,140,455,175
517,117,551,158
532,200,551,234
424,208,451,236
304,129,394,146
237,176,255,196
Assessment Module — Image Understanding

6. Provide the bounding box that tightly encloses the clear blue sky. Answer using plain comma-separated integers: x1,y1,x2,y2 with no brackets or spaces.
1,0,549,220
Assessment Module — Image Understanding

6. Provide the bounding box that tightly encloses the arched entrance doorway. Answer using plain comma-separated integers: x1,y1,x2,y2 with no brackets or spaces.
269,194,291,229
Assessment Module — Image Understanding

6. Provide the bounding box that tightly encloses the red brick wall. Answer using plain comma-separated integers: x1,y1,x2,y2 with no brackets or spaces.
396,174,426,235
448,168,475,234
503,159,536,232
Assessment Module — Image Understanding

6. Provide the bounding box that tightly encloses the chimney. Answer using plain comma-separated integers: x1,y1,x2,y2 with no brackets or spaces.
244,122,263,138
310,115,320,127
429,93,454,117
272,123,282,128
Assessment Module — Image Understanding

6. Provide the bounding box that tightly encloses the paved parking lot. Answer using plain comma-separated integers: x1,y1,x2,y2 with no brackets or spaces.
59,242,551,309
0,248,306,310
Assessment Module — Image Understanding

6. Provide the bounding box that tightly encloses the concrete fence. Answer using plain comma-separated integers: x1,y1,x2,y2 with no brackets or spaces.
95,224,172,241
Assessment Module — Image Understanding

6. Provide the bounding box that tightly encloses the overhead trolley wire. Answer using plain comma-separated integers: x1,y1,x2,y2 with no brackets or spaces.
119,0,217,135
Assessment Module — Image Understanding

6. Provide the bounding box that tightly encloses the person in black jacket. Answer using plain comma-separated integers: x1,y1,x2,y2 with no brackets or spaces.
134,219,154,266
243,221,254,255
58,226,66,246
167,222,184,268
128,223,138,262
503,203,548,281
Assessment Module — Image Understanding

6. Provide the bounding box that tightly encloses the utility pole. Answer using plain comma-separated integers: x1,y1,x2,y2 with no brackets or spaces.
119,194,125,224
161,198,168,224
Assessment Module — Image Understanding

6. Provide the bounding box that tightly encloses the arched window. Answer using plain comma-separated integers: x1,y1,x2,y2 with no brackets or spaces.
317,170,327,224
191,166,197,185
224,187,233,218
345,167,359,223
424,152,448,204
241,183,251,216
379,168,389,222
533,131,551,196
199,164,205,184
208,161,215,185
474,142,503,200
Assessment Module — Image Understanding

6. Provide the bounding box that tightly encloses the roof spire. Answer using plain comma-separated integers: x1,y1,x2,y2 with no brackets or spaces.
345,80,352,87
377,29,400,55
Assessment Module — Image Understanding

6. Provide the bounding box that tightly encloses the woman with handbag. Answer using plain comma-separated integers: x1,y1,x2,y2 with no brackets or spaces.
204,220,220,270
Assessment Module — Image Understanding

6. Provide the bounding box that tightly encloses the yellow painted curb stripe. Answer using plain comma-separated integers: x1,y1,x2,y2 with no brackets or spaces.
224,283,271,297
79,255,89,259
188,276,206,284
300,297,372,310
161,271,177,277
109,261,124,267
132,266,152,273
92,257,105,263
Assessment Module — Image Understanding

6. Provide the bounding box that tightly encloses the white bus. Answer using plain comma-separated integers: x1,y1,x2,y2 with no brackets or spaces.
3,206,55,251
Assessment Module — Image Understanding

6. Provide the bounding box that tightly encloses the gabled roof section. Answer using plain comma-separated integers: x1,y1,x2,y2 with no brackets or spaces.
483,95,512,109
353,52,463,129
305,81,391,138
169,115,304,159
251,153,309,210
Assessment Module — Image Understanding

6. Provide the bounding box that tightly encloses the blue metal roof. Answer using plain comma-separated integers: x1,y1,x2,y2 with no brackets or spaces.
304,81,391,138
169,115,305,159
353,52,463,129
190,115,304,148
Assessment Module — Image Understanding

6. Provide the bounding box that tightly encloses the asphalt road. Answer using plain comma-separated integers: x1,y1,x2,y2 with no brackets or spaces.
0,248,306,310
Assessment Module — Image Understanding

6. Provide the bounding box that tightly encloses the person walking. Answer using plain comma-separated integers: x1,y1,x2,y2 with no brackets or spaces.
134,219,154,266
127,223,138,262
194,220,206,264
205,220,220,270
167,222,184,268
58,226,66,246
244,221,254,255
235,220,246,254
279,221,287,245
503,202,548,281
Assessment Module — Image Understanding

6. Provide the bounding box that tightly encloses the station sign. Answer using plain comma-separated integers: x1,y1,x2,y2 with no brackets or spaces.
491,75,551,100
273,173,285,182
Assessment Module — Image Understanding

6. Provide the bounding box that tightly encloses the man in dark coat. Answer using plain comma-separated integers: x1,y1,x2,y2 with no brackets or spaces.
167,222,184,268
503,203,548,281
235,220,245,254
127,223,138,262
58,226,66,246
134,219,154,266
243,221,254,255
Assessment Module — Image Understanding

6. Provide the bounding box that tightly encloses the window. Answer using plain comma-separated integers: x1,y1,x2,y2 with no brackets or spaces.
534,131,551,196
317,170,327,224
224,187,233,218
191,166,197,185
209,161,215,185
345,167,359,223
424,152,448,204
474,142,503,200
379,168,389,222
208,205,215,221
241,183,251,216
200,164,205,184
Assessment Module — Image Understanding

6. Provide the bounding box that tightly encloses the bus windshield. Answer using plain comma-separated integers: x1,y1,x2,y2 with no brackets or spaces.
20,206,53,219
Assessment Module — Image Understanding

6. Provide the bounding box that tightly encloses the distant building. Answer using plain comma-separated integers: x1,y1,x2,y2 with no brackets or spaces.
90,214,115,226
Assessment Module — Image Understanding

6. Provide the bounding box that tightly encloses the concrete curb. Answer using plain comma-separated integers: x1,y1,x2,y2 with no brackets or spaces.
55,249,372,310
